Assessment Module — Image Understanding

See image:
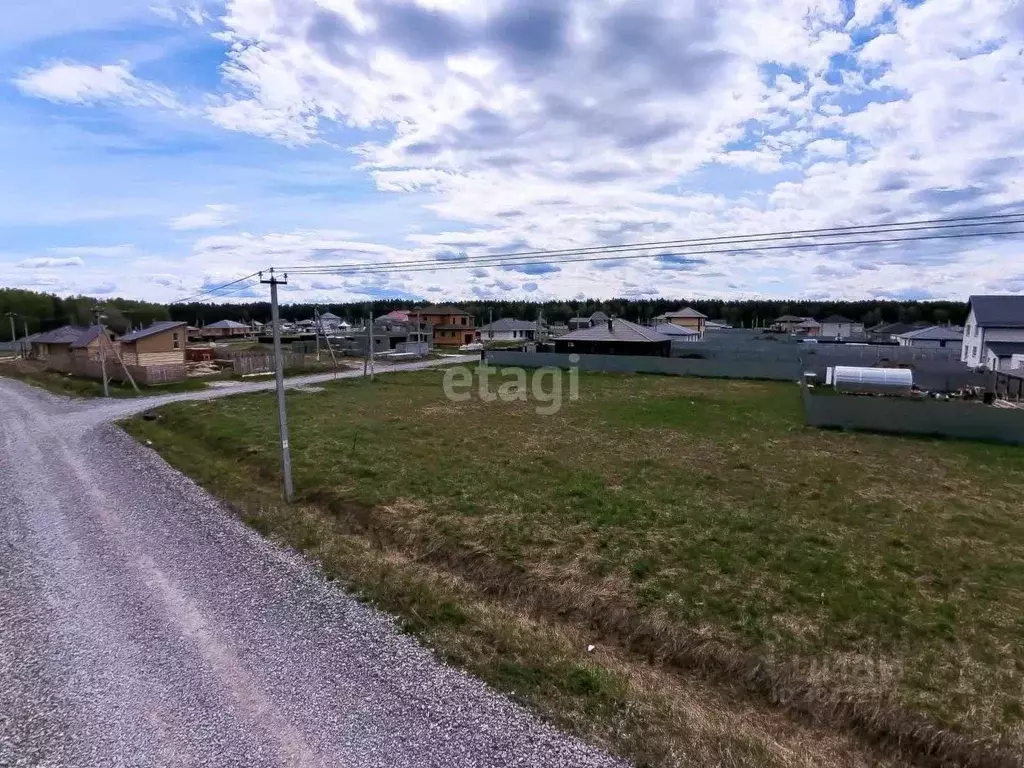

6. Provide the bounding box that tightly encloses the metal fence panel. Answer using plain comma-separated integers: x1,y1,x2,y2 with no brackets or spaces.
487,351,800,381
801,387,1024,445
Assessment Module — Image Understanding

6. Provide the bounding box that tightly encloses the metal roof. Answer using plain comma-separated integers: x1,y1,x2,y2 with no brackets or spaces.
479,319,536,332
985,341,1024,357
120,320,186,343
898,325,963,341
654,323,700,336
32,325,90,345
70,325,107,349
558,318,671,343
969,295,1024,329
658,306,707,319
775,315,805,322
418,305,470,315
319,312,341,320
205,319,250,329
821,314,855,323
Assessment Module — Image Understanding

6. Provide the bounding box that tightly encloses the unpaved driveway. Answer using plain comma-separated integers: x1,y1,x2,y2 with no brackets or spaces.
0,363,620,767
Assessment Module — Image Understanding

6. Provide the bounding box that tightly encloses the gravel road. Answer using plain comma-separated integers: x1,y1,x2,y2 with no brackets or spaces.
0,362,621,768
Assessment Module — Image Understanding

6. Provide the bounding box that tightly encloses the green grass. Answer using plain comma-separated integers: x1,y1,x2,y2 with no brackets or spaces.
123,370,1024,766
0,363,211,397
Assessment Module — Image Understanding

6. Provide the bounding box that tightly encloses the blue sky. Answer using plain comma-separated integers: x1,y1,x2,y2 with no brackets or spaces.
3,0,1024,304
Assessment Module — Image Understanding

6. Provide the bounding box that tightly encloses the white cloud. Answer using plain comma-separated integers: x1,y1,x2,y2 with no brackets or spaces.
169,204,240,230
13,61,179,108
805,138,848,158
8,0,1024,301
16,256,84,268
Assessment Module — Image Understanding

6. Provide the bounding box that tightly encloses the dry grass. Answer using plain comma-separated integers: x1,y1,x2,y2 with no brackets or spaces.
124,369,1024,766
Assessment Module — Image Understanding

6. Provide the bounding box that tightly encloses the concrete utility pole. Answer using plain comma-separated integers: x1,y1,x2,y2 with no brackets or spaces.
314,307,322,362
364,303,375,380
261,269,295,502
92,308,109,398
5,312,16,344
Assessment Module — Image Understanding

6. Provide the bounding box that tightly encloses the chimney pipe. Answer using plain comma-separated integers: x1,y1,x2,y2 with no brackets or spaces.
607,317,614,333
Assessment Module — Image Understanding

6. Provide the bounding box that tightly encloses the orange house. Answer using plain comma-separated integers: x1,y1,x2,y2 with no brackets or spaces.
413,305,475,347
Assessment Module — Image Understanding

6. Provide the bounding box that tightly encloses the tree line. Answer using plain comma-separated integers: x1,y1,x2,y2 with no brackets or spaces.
1,287,970,341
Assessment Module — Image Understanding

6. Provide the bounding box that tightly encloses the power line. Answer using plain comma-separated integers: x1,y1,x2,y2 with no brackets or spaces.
174,270,267,304
280,211,1024,274
280,227,1024,279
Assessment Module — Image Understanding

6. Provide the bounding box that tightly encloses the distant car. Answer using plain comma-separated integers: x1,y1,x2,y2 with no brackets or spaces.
799,338,819,344
459,342,484,352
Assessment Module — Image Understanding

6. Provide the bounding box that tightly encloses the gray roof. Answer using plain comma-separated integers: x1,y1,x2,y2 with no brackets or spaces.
985,341,1024,357
969,295,1024,329
795,318,821,328
558,318,671,343
319,312,341,320
868,321,929,335
654,323,701,336
589,311,610,322
659,306,707,319
898,325,963,342
120,320,186,343
821,314,855,323
70,325,108,349
33,325,90,345
206,319,250,329
775,315,805,323
479,319,536,332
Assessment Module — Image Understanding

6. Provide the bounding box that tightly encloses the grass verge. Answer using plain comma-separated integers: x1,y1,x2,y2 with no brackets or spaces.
0,359,211,397
123,370,1024,766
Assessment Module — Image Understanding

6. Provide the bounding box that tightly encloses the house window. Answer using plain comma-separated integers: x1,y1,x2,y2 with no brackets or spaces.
972,346,978,357
172,332,180,349
974,326,979,337
460,316,467,326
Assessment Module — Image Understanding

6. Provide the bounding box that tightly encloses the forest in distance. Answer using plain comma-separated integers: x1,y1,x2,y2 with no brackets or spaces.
0,286,972,339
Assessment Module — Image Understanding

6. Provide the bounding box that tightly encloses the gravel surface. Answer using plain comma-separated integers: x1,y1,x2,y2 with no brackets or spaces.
0,363,622,768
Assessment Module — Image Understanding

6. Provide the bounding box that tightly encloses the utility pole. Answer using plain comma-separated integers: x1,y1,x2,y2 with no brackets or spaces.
364,303,375,380
92,308,109,398
314,307,322,362
5,312,16,344
260,269,294,502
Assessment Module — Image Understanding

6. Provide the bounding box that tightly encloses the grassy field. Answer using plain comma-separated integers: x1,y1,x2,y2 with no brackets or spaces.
124,369,1024,767
0,359,211,397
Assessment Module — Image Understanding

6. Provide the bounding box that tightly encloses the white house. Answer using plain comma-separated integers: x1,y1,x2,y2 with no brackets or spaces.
819,315,864,339
962,295,1024,370
478,318,537,341
896,326,962,351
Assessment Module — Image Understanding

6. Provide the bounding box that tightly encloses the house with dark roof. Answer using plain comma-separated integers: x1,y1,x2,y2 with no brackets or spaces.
568,311,610,330
866,321,930,341
963,295,1024,370
819,315,864,339
477,318,537,342
896,325,963,351
70,325,116,362
554,317,672,357
119,321,187,367
29,325,90,364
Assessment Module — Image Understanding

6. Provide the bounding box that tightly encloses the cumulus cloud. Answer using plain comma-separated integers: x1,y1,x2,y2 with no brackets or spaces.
169,204,240,230
14,61,179,108
11,0,1024,300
